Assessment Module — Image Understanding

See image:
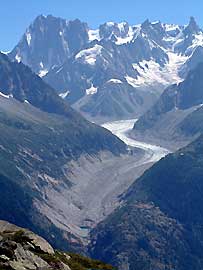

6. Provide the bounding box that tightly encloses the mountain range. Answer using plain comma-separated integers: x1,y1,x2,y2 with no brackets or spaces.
8,15,203,121
1,13,203,270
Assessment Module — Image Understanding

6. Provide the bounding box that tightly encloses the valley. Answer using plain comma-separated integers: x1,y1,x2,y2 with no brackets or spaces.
1,7,203,269
38,119,169,246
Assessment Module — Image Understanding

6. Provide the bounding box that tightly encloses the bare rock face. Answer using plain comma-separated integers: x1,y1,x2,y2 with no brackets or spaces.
0,220,112,270
9,15,89,75
0,221,62,270
0,220,54,255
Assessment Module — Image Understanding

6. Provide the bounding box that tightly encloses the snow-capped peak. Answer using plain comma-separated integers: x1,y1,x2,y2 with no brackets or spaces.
117,22,128,32
88,29,101,41
106,22,115,27
115,26,135,45
151,20,160,25
75,44,103,65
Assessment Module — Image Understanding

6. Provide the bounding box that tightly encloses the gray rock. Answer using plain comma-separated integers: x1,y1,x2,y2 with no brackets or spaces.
0,221,54,255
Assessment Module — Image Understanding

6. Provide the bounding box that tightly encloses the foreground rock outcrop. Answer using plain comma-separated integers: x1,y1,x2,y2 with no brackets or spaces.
0,220,113,270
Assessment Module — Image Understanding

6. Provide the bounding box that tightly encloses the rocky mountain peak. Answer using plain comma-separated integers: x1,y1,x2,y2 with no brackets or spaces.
8,15,203,120
184,16,201,35
99,21,130,40
9,15,89,75
140,19,166,48
141,19,151,28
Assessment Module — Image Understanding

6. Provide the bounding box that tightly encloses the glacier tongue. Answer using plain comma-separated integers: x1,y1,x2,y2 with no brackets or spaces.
103,119,169,163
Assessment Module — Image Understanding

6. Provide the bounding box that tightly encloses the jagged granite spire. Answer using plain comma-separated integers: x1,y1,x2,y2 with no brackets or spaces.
184,16,201,35
9,15,89,75
141,19,151,29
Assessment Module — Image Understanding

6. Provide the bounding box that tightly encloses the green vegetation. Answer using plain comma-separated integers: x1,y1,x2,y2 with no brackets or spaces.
0,230,29,243
89,135,203,270
67,252,114,270
179,107,203,135
38,251,114,270
0,224,114,270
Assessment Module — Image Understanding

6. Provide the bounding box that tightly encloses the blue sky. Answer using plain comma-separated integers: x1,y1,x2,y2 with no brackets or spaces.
1,0,203,51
